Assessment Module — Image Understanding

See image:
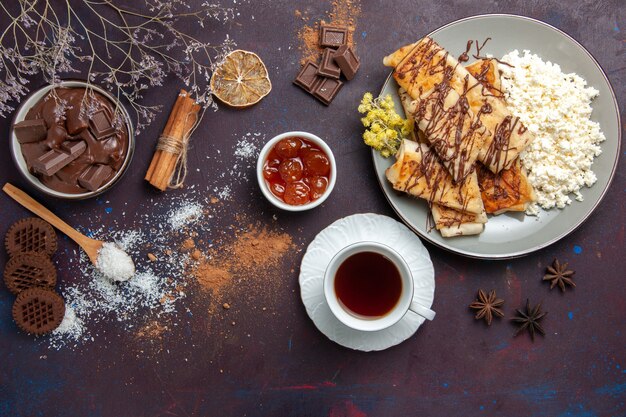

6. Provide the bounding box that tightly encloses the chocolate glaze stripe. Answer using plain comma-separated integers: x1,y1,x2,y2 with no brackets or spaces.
394,37,533,176
396,38,487,183
398,144,473,213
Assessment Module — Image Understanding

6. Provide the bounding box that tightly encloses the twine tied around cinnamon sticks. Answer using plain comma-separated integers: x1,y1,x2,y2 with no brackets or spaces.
145,89,201,191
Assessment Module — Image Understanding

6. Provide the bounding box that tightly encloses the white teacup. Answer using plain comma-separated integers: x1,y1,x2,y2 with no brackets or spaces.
324,241,435,332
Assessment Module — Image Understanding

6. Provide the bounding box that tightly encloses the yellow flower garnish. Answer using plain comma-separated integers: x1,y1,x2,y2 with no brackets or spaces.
357,92,409,158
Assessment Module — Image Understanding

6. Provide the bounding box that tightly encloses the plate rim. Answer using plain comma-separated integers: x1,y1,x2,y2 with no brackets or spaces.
372,13,622,260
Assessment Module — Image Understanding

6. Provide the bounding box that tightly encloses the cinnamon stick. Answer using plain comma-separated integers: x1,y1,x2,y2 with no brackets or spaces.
145,93,186,180
145,90,200,191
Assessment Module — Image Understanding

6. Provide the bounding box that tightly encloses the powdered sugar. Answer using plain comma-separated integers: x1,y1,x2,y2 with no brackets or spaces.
227,132,265,184
96,242,135,281
48,197,206,351
168,202,203,229
214,184,232,200
46,131,271,350
234,135,260,160
50,306,85,349
200,132,265,201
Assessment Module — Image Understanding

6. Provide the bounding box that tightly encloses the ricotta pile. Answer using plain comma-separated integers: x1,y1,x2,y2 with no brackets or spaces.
499,50,606,215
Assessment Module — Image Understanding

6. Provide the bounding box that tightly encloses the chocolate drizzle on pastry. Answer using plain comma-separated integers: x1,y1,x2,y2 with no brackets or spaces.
396,38,487,183
389,37,535,177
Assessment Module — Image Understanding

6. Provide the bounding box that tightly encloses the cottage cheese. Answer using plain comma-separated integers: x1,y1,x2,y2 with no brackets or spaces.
499,50,605,215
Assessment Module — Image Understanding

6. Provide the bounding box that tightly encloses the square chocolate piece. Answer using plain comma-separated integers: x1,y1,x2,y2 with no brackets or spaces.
89,109,116,140
294,61,324,92
312,78,344,106
14,119,47,144
317,48,341,79
78,164,113,191
333,45,360,80
319,25,348,48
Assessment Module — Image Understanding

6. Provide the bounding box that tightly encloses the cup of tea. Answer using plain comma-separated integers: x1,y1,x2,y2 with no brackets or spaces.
323,241,435,332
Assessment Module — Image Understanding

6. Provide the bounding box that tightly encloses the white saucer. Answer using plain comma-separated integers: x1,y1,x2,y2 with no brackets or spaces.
299,213,435,351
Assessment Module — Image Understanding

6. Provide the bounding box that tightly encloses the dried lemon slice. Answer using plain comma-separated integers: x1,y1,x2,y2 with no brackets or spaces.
210,50,272,108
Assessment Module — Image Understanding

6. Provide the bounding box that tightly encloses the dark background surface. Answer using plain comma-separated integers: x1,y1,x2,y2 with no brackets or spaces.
0,1,625,416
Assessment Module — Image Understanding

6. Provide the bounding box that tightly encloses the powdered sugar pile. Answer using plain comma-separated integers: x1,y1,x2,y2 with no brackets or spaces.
234,134,261,160
213,184,232,200
227,132,265,182
96,242,135,281
168,202,203,230
204,132,265,201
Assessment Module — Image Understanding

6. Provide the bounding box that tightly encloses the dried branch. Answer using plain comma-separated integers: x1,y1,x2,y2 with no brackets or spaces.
0,0,236,134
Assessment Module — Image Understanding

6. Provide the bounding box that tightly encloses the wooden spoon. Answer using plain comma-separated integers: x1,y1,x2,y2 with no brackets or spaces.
3,183,104,265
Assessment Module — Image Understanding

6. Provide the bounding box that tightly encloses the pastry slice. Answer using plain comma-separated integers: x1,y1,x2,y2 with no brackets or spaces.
413,82,488,183
386,38,487,182
398,88,427,144
463,58,534,173
384,37,534,174
386,140,485,215
431,204,487,237
465,59,503,98
476,160,536,214
382,42,418,68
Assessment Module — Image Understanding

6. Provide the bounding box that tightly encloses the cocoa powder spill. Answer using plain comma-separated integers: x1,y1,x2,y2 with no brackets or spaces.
296,0,362,65
189,224,294,300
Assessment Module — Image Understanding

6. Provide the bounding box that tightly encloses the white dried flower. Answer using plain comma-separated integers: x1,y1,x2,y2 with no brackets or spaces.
0,0,236,133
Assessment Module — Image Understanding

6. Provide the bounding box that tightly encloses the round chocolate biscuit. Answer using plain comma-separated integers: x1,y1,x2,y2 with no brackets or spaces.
5,217,57,257
3,252,57,295
12,287,65,335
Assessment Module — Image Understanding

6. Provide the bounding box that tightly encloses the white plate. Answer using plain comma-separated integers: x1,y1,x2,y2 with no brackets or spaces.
299,213,434,351
372,14,621,259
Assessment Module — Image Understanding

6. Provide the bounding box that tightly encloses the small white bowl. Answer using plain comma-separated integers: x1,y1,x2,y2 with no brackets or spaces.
256,131,336,211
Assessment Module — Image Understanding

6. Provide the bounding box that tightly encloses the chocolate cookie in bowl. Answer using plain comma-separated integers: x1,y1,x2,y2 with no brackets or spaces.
10,80,135,199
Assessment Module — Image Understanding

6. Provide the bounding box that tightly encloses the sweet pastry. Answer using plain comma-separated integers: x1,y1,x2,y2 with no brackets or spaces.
477,161,536,214
384,37,534,174
465,59,503,98
386,140,485,215
431,204,487,237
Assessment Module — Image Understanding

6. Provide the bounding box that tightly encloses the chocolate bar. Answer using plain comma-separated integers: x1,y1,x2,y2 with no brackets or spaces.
312,78,344,105
78,164,113,191
14,119,47,144
319,25,348,48
317,48,341,79
333,45,360,80
32,141,86,176
294,61,324,92
61,140,87,157
89,109,116,140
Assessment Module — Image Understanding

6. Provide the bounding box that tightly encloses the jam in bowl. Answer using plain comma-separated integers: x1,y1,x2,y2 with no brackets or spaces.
257,131,336,211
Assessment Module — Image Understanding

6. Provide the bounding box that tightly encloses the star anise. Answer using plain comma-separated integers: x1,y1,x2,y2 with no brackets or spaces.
511,299,547,341
469,289,504,325
543,259,576,292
